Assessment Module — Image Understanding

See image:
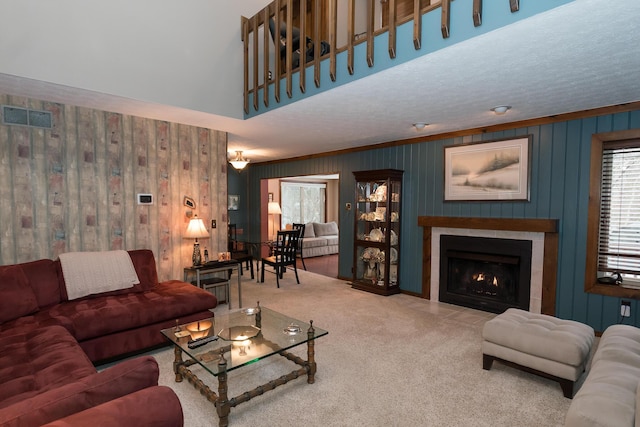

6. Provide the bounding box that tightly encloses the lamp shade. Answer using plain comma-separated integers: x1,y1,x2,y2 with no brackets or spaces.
268,202,282,214
184,216,209,239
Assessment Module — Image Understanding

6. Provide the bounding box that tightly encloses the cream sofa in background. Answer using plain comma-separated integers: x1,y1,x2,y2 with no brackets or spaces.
300,221,339,258
565,324,640,427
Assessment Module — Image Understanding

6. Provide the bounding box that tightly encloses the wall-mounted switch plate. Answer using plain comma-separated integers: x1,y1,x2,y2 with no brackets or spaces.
211,219,216,229
137,193,153,205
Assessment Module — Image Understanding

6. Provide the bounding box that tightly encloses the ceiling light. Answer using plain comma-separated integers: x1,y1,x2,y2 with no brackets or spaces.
413,122,428,131
229,150,249,170
490,106,511,115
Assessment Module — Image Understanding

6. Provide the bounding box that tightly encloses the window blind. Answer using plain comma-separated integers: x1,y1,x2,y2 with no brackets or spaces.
598,143,640,276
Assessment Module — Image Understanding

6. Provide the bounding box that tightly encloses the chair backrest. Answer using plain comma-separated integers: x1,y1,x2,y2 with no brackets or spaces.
292,223,305,249
275,230,299,263
228,224,237,252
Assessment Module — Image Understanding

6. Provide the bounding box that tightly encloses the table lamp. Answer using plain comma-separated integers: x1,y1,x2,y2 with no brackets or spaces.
184,215,209,266
268,201,282,240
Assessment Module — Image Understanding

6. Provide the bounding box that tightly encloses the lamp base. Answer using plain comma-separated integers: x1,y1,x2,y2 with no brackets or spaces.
192,242,202,266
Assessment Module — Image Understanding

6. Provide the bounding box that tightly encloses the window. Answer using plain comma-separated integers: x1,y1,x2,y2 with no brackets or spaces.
586,129,640,297
280,182,326,226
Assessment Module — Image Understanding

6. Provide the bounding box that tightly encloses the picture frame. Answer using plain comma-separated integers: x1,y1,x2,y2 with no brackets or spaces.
228,195,239,210
444,136,531,201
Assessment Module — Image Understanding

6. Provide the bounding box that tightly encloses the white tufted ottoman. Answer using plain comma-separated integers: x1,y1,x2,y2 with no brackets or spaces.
482,308,594,398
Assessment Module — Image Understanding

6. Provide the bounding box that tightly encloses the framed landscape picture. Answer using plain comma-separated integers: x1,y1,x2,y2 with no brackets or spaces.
444,136,531,201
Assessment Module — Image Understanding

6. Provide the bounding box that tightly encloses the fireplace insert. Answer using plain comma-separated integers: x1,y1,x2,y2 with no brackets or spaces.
439,235,532,313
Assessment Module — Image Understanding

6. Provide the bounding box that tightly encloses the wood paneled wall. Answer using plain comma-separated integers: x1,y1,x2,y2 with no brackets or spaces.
0,94,228,281
239,109,640,331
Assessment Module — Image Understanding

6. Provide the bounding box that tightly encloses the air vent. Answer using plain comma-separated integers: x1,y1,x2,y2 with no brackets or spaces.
2,105,52,129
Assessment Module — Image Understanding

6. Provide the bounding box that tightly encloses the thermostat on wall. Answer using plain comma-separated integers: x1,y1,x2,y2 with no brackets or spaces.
137,193,154,205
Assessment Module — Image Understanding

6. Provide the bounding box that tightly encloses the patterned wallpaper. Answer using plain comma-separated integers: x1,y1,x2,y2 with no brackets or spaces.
0,94,228,282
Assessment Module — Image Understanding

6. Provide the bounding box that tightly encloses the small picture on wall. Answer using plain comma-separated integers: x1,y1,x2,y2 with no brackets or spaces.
268,192,274,202
228,195,239,210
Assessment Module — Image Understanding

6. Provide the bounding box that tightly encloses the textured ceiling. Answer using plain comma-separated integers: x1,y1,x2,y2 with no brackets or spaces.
1,0,639,165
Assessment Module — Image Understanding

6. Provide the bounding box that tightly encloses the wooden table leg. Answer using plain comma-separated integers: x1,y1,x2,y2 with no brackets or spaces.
173,345,184,383
216,353,230,427
307,320,316,384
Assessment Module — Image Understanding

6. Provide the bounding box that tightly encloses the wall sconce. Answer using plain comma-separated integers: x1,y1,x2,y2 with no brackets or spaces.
490,106,511,115
184,215,209,266
229,150,249,170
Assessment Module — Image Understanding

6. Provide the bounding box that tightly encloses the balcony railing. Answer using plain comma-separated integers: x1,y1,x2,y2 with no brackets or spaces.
241,0,520,115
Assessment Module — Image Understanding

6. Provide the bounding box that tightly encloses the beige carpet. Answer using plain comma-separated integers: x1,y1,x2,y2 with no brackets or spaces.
146,268,573,427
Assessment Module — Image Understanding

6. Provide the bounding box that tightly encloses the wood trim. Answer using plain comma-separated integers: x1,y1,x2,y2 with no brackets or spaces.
253,101,640,166
418,216,559,315
585,128,640,300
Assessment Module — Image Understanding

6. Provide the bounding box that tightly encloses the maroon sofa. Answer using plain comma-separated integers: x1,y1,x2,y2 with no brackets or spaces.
0,249,218,426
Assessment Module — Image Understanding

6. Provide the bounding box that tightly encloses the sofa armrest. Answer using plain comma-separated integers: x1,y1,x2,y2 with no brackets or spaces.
0,356,159,427
40,386,183,427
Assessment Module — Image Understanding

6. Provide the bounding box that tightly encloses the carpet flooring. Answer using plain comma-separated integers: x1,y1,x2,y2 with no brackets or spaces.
145,268,573,426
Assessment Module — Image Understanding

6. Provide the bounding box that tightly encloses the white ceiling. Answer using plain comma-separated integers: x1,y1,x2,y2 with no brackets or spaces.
1,0,639,164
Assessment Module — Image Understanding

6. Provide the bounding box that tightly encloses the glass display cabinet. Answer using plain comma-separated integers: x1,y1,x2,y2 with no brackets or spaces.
352,169,403,295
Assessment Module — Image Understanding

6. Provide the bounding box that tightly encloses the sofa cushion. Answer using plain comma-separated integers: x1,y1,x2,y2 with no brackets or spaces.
16,259,61,309
45,280,217,341
303,223,316,238
0,265,39,324
324,235,339,246
302,237,329,249
0,325,95,410
0,356,160,427
313,221,339,237
40,386,183,427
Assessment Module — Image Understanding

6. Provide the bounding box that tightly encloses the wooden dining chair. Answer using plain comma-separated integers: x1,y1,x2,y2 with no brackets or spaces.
260,229,300,287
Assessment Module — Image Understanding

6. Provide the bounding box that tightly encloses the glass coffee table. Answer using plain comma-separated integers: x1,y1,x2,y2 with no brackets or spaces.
161,303,328,426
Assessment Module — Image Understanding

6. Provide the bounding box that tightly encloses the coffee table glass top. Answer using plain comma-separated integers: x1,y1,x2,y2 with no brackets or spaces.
161,306,328,376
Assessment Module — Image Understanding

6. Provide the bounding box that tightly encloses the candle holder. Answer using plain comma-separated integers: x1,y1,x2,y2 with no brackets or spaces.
186,320,213,340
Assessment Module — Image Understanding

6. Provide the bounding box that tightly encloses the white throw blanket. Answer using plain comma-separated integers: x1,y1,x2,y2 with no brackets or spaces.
59,250,140,300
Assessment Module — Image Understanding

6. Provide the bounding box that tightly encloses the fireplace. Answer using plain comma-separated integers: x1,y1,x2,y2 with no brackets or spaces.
439,235,532,313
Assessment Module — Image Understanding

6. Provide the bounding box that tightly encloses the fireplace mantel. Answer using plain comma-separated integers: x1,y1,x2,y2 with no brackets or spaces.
418,216,559,315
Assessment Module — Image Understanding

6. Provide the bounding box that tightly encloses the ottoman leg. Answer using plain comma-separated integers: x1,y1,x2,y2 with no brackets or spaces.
482,354,494,370
559,379,574,399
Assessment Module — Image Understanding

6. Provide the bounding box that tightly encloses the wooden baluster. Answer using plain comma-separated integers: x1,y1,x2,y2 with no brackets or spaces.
388,0,396,58
366,0,374,67
299,0,306,93
314,0,321,87
263,7,270,107
242,17,249,114
347,0,355,75
413,0,422,50
329,0,337,81
441,0,450,39
286,0,293,98
253,14,259,111
274,0,281,103
473,0,482,27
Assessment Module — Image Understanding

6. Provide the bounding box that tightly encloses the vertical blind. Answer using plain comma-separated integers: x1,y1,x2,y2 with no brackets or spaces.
598,143,640,276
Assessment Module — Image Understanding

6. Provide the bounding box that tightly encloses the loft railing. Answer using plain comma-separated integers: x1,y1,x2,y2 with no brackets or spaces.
241,0,520,115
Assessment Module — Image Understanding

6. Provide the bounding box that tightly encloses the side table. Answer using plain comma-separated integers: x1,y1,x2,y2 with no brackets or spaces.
184,260,242,308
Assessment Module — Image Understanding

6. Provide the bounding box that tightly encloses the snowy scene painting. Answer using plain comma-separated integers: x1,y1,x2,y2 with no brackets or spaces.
444,137,531,201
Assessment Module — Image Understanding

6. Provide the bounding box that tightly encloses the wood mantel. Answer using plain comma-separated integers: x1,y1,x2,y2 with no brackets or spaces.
418,216,559,315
